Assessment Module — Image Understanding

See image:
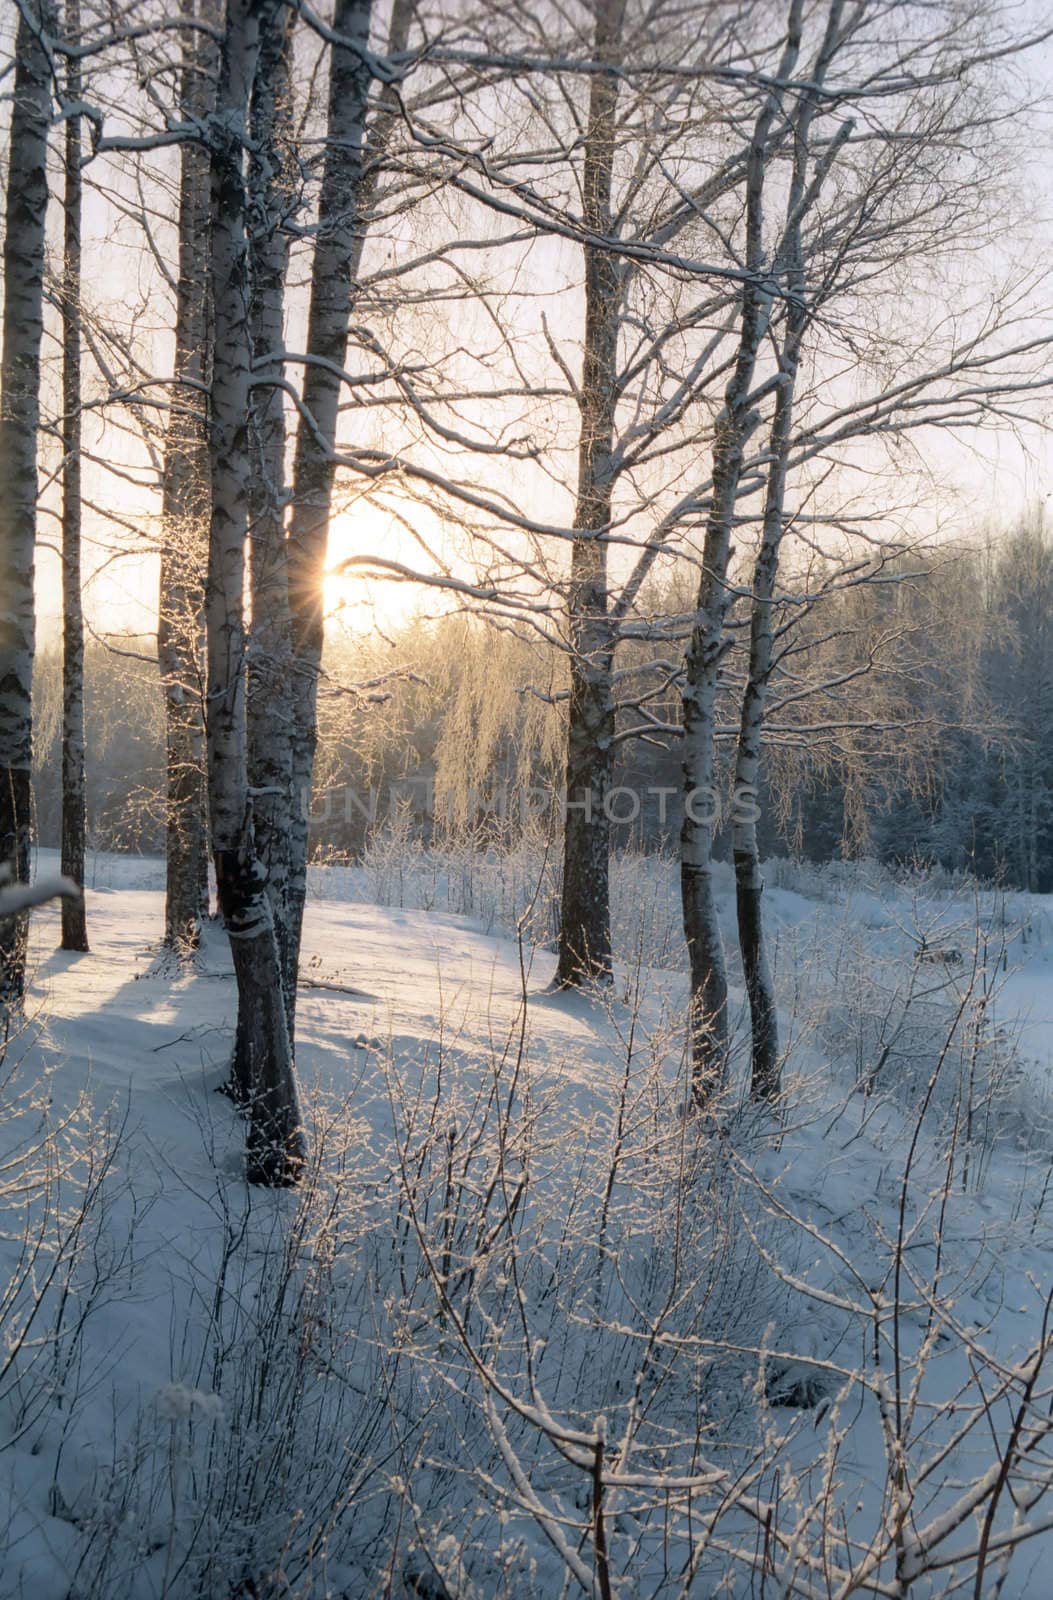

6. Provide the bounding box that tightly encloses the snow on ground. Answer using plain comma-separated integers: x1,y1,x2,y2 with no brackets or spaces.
1,850,1052,1596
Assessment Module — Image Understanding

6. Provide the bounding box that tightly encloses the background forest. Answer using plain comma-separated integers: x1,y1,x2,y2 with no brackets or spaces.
32,520,1053,889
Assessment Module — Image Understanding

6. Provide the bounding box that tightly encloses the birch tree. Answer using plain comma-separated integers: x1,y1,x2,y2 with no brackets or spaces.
554,0,627,989
244,0,296,1041
159,0,216,950
730,13,848,1101
285,0,377,1023
240,0,419,1044
680,0,814,1103
206,0,303,1184
0,0,55,1003
59,0,89,955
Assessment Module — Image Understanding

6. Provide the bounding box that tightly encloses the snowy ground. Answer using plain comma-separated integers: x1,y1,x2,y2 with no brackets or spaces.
2,850,1053,1597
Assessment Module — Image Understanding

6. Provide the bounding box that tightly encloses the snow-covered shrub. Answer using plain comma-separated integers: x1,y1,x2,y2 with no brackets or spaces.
811,899,1053,1188
368,966,1053,1599
368,981,796,1600
54,1092,398,1599
766,853,998,903
0,1021,134,1588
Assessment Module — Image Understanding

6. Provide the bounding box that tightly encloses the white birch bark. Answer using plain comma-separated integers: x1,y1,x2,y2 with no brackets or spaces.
0,0,54,1004
207,0,303,1183
60,0,89,955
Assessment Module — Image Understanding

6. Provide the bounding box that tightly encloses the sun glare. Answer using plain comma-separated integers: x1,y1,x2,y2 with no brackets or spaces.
324,494,450,634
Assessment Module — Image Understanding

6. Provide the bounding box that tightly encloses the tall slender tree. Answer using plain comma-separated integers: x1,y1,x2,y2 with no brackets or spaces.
206,0,303,1183
159,0,215,951
0,0,55,1003
245,0,296,1010
60,0,89,954
730,42,845,1102
554,0,626,989
424,1,752,991
226,0,297,1094
680,0,807,1103
285,0,377,1024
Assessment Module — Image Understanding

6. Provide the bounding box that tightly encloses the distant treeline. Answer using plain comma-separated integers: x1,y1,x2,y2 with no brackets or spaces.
34,522,1053,893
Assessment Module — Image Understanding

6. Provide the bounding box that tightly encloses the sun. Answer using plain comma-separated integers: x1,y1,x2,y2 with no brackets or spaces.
324,492,452,634
324,500,425,632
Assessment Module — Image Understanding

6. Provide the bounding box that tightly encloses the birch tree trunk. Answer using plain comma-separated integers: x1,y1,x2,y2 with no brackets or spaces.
285,0,376,1024
207,0,303,1184
0,0,54,1004
680,3,803,1105
159,0,215,951
247,0,295,996
59,0,89,954
680,425,745,1105
555,0,626,990
680,309,772,1106
732,360,797,1101
733,3,844,1101
227,0,296,1088
731,311,807,1108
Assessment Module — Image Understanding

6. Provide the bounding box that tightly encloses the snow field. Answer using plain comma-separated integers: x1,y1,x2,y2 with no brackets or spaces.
0,850,1051,1596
